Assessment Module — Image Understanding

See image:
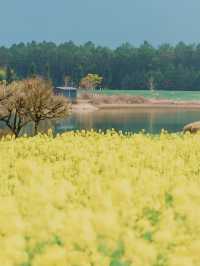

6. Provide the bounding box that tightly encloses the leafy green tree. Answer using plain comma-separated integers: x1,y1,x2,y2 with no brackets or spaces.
79,73,103,89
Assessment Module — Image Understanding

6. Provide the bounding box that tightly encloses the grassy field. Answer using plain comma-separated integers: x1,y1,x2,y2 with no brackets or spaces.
1,131,200,265
90,90,200,101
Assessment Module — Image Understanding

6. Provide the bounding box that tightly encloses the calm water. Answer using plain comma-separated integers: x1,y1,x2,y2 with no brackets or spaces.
53,108,200,134
1,108,200,135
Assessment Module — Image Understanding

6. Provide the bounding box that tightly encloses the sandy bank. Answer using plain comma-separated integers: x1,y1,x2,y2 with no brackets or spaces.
71,99,200,112
71,102,98,112
97,103,200,109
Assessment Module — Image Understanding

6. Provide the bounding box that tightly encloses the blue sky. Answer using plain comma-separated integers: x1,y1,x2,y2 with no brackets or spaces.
1,0,200,47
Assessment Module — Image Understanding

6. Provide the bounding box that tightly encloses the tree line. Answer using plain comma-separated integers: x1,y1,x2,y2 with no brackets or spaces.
1,41,200,90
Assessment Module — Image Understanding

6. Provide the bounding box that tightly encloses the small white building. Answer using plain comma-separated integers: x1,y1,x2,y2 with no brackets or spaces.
54,87,77,102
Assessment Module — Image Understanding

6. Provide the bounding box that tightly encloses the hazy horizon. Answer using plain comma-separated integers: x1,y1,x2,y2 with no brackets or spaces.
1,0,200,47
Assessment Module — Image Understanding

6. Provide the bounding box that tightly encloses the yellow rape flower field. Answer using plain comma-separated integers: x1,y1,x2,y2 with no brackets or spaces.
1,130,200,266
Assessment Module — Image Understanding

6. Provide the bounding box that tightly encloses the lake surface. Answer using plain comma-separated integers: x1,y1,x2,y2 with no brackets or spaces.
1,108,200,135
53,108,200,134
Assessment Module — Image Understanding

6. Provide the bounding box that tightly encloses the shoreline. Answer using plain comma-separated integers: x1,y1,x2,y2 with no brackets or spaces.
97,103,200,109
71,100,200,112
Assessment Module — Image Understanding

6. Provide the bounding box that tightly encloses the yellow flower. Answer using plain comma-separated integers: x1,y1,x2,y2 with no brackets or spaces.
32,246,67,266
0,131,200,265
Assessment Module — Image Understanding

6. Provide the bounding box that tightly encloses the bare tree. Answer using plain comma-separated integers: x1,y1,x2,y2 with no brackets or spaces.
0,82,12,102
0,78,69,137
0,82,31,137
24,78,69,135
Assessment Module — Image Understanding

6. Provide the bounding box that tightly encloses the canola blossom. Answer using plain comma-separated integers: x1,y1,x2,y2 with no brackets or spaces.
0,130,200,266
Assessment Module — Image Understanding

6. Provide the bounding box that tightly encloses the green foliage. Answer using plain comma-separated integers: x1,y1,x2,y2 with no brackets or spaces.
1,41,200,89
165,192,174,207
6,66,11,83
80,73,103,89
143,231,153,242
0,66,16,84
112,242,125,259
98,243,111,256
144,208,160,226
51,235,64,246
154,254,168,266
110,243,130,266
0,68,6,81
110,259,130,266
29,62,37,78
44,63,51,80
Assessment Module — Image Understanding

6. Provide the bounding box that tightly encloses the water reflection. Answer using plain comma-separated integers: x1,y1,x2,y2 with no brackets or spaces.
54,108,200,134
1,108,200,136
